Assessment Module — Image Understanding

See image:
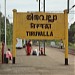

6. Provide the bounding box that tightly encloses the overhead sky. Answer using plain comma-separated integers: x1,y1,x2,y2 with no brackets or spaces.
0,0,75,25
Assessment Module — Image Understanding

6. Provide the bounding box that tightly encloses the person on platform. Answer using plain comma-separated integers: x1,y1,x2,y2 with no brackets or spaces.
40,48,44,55
2,41,5,63
26,40,32,55
6,48,12,63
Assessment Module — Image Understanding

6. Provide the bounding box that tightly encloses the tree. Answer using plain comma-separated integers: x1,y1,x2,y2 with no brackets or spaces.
0,12,2,42
0,11,13,45
7,23,13,45
70,22,75,32
69,22,75,43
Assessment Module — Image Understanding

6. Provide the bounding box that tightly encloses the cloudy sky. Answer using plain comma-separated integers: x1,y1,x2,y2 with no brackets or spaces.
0,0,75,25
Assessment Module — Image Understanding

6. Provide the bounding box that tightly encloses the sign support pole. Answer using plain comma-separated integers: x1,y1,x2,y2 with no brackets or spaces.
12,9,17,64
64,10,68,65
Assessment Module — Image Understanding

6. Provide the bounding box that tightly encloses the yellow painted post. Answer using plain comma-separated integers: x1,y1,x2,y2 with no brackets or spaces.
12,9,17,64
64,10,68,65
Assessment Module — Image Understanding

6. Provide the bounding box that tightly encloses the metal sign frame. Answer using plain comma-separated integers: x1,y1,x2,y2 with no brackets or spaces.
12,9,68,65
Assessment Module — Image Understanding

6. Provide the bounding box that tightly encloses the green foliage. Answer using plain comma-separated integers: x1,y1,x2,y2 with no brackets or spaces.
69,42,75,50
69,22,75,43
70,22,75,32
0,11,13,45
6,23,13,45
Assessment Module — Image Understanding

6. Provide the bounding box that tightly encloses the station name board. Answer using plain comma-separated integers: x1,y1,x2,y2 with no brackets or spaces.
15,12,65,40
